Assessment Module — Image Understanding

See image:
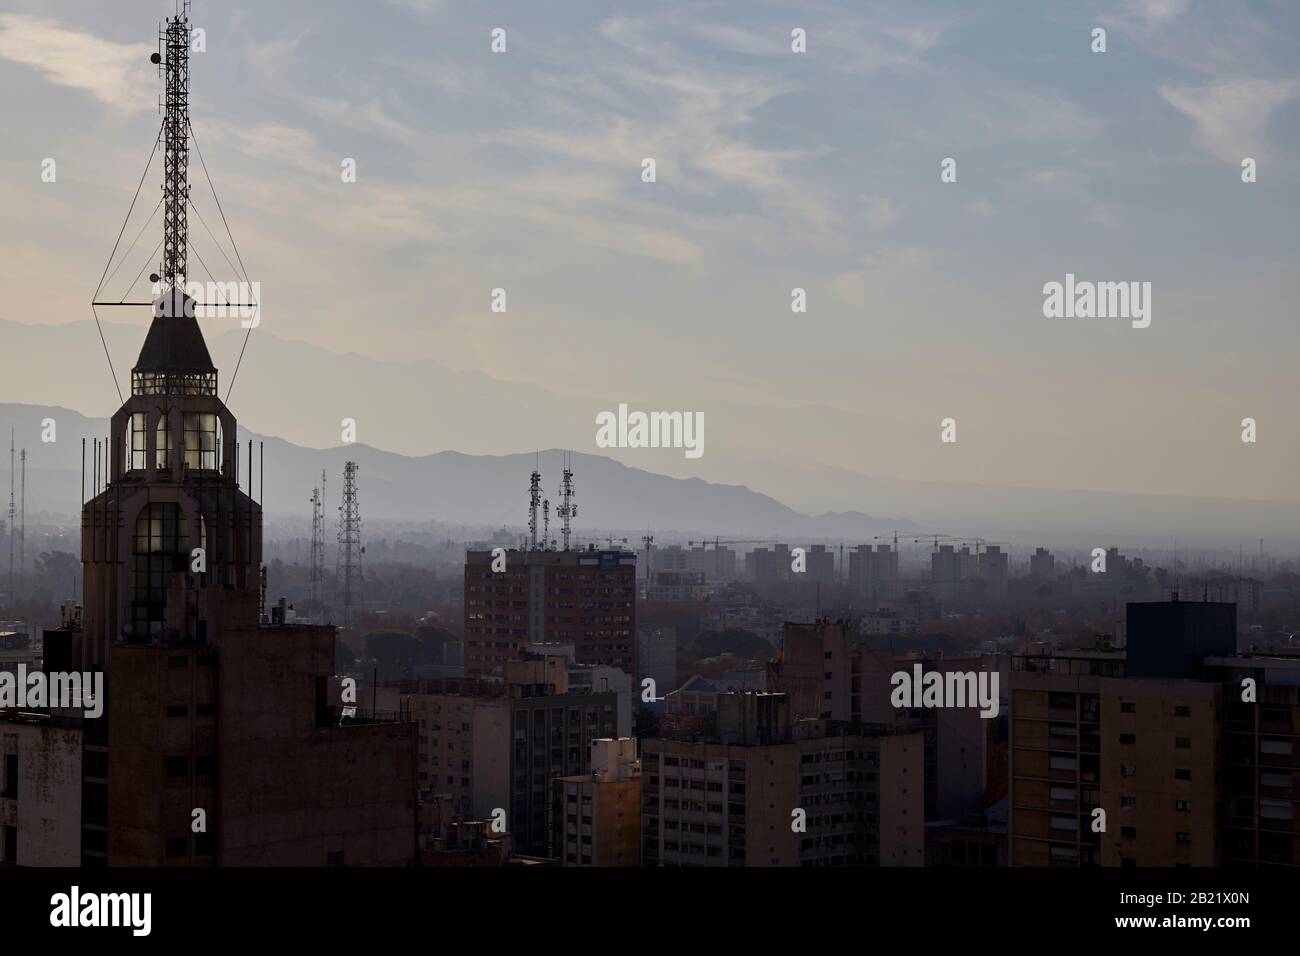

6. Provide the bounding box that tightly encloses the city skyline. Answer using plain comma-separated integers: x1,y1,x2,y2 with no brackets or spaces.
0,4,1296,931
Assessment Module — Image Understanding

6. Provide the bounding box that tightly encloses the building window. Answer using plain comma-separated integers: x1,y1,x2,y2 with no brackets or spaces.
1174,706,1191,717
1175,737,1191,749
1119,733,1136,745
132,503,191,636
130,413,149,470
1174,769,1191,781
1175,800,1190,812
183,413,219,471
155,415,173,470
1120,702,1135,713
164,756,188,777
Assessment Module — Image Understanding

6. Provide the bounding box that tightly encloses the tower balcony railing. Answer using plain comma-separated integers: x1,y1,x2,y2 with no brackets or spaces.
131,371,218,397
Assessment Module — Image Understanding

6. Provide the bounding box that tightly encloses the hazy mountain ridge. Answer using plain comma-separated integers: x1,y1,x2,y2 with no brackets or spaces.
0,401,916,538
3,317,1300,546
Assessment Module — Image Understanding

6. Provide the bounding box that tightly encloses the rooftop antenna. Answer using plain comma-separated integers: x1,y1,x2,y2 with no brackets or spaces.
18,447,25,602
309,469,326,617
6,430,13,612
542,498,551,551
527,460,542,551
556,451,576,551
336,461,362,626
641,532,654,584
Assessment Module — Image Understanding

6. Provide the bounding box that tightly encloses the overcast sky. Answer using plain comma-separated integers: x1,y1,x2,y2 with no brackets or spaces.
0,0,1297,509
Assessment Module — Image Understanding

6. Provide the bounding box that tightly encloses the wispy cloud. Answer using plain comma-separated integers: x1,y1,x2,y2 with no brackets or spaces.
0,14,153,111
1128,0,1191,23
1161,78,1300,163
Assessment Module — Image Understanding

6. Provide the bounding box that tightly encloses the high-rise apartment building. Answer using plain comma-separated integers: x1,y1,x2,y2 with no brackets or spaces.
770,621,990,821
553,738,640,866
745,545,791,586
1005,598,1290,867
978,546,1009,600
1029,547,1056,579
641,692,924,866
378,663,620,858
931,545,976,602
849,545,899,605
464,548,636,677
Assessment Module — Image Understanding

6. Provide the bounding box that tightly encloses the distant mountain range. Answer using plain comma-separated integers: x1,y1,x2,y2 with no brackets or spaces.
3,316,1300,548
0,401,919,539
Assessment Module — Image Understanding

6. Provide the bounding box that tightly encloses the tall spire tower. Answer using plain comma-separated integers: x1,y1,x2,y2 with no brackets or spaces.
79,2,260,669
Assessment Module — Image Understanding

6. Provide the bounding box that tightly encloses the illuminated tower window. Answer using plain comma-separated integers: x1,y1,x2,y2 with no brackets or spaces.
183,413,218,471
155,416,173,471
131,503,189,635
130,413,148,470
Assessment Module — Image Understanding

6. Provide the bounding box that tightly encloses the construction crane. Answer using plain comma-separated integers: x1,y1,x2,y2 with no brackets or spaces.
869,532,960,551
965,536,1008,556
687,537,779,549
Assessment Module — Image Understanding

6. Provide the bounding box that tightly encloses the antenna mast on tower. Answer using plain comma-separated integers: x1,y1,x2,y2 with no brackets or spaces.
155,4,191,293
18,447,25,600
528,464,542,551
337,461,362,626
641,533,654,584
6,430,13,611
309,469,326,616
556,453,576,551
